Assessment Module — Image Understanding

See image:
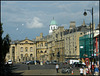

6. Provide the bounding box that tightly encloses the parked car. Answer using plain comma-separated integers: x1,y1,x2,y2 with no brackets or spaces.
45,60,51,65
7,60,13,65
29,61,35,64
21,61,25,64
51,60,58,65
25,61,31,65
34,60,40,64
72,62,86,68
61,66,72,74
64,60,68,64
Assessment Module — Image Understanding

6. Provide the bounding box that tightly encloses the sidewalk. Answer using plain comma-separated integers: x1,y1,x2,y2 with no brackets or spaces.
12,69,80,75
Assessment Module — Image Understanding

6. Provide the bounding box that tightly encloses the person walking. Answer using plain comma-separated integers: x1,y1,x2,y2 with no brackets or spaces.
88,64,91,74
94,65,99,75
56,64,59,73
80,67,83,76
83,67,87,76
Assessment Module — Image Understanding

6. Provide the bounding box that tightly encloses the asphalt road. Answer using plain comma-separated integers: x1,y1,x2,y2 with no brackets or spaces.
11,63,80,75
12,63,56,71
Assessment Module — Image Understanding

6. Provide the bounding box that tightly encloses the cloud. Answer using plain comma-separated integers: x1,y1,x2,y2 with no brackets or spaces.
26,17,43,29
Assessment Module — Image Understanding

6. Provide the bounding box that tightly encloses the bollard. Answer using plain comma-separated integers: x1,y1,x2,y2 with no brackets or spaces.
35,62,37,65
28,65,30,70
72,70,73,75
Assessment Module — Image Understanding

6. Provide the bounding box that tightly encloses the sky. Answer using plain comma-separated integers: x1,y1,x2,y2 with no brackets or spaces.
1,1,99,40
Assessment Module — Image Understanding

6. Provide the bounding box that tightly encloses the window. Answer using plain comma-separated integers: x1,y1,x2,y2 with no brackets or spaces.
45,43,47,46
60,32,62,37
21,47,23,52
45,50,47,53
41,51,43,53
25,41,28,43
30,54,33,57
38,44,39,47
54,27,55,29
41,43,43,46
56,34,58,38
80,33,82,35
20,44,23,45
12,47,15,53
30,47,33,52
51,27,52,30
8,55,10,59
21,54,23,58
25,47,28,52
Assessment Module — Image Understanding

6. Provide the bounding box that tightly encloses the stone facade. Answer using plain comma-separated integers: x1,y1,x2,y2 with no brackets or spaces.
5,20,97,63
47,26,65,62
35,33,48,62
64,31,84,60
6,38,36,62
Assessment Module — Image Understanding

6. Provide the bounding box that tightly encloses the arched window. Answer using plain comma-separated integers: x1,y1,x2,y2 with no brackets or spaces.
30,47,33,51
21,54,23,58
25,47,28,52
21,47,23,52
45,50,47,53
41,51,43,53
25,41,28,43
30,54,33,57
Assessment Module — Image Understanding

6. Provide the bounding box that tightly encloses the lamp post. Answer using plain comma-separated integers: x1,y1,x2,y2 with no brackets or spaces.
83,7,94,74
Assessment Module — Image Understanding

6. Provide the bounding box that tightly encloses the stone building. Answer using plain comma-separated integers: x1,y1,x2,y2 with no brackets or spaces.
64,20,95,61
47,26,65,62
5,37,36,62
5,19,96,63
35,33,48,62
64,31,84,60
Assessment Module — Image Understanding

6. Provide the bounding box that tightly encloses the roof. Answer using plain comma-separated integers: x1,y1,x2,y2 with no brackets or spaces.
50,18,57,25
94,34,100,38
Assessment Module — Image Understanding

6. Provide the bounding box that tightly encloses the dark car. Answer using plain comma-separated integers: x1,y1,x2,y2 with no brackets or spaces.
34,60,40,64
25,61,31,65
45,60,51,65
61,66,72,74
29,61,35,64
51,60,58,65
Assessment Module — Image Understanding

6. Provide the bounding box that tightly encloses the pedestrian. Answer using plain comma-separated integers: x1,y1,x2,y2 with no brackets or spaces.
83,67,87,76
86,67,88,75
92,62,94,74
88,64,91,74
94,65,99,75
56,64,59,73
80,67,83,76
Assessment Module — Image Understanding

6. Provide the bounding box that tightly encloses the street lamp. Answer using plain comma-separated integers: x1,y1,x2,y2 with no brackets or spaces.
83,7,94,74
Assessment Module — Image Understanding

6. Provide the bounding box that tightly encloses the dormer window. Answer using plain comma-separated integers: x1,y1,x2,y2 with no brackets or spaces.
25,41,28,43
25,47,28,52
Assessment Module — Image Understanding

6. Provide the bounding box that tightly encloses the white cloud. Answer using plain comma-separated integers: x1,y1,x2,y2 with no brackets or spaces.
26,17,43,29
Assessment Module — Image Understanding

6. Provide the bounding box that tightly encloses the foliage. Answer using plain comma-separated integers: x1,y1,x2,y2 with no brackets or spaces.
0,23,11,66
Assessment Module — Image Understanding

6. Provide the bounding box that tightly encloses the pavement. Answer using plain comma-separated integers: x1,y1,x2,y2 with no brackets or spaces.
12,69,80,75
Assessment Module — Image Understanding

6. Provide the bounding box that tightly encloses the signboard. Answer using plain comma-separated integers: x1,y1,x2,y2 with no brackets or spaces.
80,46,83,48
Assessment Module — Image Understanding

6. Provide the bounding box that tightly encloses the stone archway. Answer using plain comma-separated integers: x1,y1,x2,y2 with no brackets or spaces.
25,53,28,61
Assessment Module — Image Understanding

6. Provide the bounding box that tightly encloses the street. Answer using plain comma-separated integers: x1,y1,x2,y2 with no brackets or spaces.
11,63,80,75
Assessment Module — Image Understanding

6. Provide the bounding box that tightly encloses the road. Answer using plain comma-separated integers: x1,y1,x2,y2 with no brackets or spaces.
11,63,80,75
12,63,57,71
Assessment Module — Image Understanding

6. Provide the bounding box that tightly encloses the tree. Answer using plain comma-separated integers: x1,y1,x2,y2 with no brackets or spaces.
0,23,11,66
0,23,3,66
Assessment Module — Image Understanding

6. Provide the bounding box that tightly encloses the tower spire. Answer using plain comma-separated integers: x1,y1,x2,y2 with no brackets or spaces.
53,17,54,20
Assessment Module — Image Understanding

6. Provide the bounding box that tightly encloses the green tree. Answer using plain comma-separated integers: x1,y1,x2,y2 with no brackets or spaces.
0,23,11,66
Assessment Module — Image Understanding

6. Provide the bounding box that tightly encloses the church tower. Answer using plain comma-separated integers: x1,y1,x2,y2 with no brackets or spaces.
49,17,58,35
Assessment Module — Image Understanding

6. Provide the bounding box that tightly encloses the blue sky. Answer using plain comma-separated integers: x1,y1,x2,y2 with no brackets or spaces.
1,1,99,40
